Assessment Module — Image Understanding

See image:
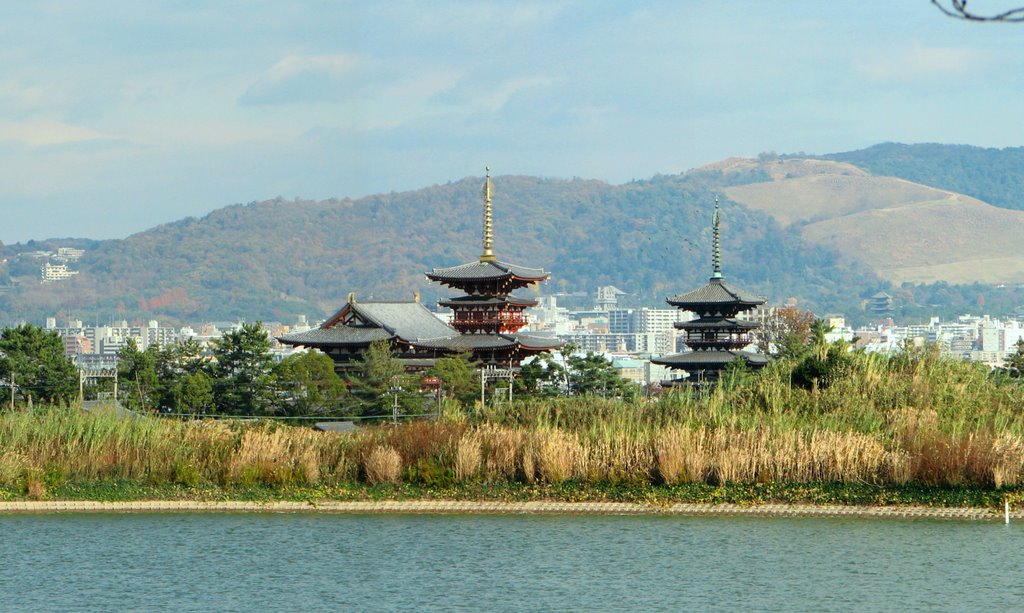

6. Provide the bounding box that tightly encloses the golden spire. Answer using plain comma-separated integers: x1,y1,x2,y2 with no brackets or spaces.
480,166,496,262
711,196,723,279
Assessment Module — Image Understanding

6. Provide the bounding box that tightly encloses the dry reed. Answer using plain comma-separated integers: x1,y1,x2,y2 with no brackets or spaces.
363,445,402,485
455,432,482,481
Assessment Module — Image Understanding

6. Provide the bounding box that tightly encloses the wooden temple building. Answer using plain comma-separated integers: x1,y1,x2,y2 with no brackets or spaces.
421,168,561,366
279,168,559,372
277,294,458,372
651,198,768,386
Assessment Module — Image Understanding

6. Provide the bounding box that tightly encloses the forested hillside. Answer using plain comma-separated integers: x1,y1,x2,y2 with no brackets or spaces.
4,143,1024,326
0,169,879,325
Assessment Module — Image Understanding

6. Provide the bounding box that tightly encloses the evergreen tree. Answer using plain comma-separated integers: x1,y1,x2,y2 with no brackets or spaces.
516,353,564,397
210,322,276,415
116,339,159,411
427,352,477,406
0,324,78,405
175,371,215,414
1005,339,1024,378
566,352,633,397
274,350,350,416
348,340,421,416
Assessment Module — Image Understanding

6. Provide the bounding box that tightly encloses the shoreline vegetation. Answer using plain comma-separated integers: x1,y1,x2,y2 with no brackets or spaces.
3,344,1024,510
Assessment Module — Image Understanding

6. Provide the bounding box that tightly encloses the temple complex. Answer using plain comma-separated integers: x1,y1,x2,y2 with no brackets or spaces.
279,168,559,372
423,168,561,366
652,198,768,386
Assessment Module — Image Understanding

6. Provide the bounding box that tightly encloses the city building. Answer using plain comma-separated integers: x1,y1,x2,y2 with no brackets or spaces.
41,261,78,283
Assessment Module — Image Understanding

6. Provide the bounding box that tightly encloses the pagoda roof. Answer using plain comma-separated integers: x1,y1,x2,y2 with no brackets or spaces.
426,259,548,284
416,332,561,352
667,278,766,308
651,349,769,368
279,300,456,348
438,294,538,307
278,326,392,347
677,317,760,330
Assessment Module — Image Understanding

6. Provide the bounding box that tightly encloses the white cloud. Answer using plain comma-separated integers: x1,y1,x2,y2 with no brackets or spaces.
240,53,364,105
382,1,571,39
0,119,112,147
0,80,70,114
853,44,988,84
440,75,557,115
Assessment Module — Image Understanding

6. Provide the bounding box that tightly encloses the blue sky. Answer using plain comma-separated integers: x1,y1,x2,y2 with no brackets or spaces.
1,1,1022,243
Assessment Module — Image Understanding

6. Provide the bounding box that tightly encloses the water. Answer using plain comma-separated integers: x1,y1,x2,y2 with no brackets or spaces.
1,512,1021,612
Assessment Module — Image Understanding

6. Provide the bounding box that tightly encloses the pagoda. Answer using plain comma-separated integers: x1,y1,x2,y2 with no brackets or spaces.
422,168,561,366
652,198,768,386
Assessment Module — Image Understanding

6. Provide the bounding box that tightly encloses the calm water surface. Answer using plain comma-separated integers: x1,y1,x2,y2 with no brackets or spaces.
1,512,1021,612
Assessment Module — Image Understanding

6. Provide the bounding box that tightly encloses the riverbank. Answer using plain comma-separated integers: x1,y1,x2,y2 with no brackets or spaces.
0,499,1014,521
2,480,1021,514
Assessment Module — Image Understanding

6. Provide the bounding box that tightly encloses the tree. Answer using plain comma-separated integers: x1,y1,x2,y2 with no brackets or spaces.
152,338,214,413
117,339,159,411
347,340,422,416
566,352,633,396
175,371,215,414
427,352,477,406
517,353,565,397
275,350,350,416
1005,339,1024,378
0,324,78,405
210,322,276,415
755,306,816,359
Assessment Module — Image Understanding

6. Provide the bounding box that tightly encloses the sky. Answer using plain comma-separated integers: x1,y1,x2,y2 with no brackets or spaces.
1,1,1023,243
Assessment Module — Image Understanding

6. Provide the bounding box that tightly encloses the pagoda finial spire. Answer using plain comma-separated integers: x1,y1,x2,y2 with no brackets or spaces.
711,196,723,279
480,166,496,262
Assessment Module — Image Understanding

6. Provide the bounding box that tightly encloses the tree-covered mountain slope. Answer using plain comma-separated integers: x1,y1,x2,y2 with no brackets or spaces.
5,143,1024,326
0,169,878,325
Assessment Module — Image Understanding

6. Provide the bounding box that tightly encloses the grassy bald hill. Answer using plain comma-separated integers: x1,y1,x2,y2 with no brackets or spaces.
0,168,877,325
720,158,1024,286
824,142,1024,212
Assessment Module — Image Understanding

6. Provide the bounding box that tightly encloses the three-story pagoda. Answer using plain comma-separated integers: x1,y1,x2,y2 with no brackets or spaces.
652,198,768,385
422,168,561,366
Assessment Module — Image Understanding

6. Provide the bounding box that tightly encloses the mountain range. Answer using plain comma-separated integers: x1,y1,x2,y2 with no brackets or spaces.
2,143,1023,326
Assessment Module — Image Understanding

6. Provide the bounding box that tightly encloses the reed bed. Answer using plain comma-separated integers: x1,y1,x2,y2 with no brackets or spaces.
0,407,1023,493
1,349,1023,494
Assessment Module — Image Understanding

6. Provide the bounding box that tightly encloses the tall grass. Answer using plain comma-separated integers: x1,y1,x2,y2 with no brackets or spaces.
1,349,1023,493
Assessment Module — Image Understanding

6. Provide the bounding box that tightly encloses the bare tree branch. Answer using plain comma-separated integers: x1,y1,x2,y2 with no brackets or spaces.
932,0,1024,21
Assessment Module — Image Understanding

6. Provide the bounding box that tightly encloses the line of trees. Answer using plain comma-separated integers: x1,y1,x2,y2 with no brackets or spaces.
116,322,350,417
0,321,637,416
14,314,1019,417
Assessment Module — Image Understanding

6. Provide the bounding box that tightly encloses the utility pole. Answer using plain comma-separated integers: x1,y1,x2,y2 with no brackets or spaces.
392,389,399,425
480,367,486,408
389,376,400,426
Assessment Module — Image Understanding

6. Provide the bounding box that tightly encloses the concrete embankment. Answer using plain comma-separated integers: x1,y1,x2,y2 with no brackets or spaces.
0,500,1013,520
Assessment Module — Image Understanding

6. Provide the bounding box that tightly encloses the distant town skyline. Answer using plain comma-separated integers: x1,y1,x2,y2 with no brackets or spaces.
1,2,1022,243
